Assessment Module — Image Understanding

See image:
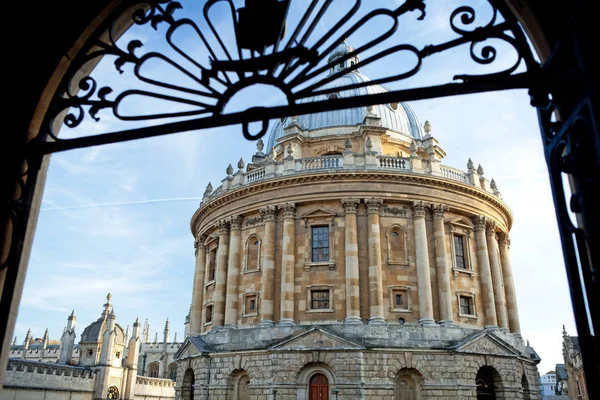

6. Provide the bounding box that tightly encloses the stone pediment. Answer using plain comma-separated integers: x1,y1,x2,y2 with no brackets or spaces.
301,208,337,220
447,216,474,229
451,331,521,357
174,336,207,360
270,327,364,351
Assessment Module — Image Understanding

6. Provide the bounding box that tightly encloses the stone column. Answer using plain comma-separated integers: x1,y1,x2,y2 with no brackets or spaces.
365,198,385,324
486,221,508,331
473,216,497,328
279,203,296,325
224,215,242,328
498,232,521,336
213,219,230,328
498,233,521,335
259,206,277,326
190,236,206,335
430,203,455,326
342,198,362,324
412,201,436,326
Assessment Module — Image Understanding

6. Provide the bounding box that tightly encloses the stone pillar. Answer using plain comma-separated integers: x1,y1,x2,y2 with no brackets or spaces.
279,203,296,325
486,222,508,331
364,198,385,324
342,198,362,324
259,206,277,326
224,215,242,328
473,216,498,328
498,233,521,335
213,219,230,328
190,237,206,335
412,201,436,326
486,221,508,331
430,203,455,326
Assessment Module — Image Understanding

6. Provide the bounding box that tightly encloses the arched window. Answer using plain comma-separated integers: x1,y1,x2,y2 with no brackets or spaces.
107,386,119,399
168,362,177,381
245,235,261,272
148,362,159,378
395,368,422,400
230,370,251,400
476,366,501,400
521,374,531,400
387,225,408,265
182,368,195,400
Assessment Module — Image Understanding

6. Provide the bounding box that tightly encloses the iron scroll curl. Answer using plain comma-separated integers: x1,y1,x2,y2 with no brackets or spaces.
33,0,537,152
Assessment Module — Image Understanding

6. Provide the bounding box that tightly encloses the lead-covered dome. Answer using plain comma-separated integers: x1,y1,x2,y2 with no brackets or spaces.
80,293,126,344
266,42,424,152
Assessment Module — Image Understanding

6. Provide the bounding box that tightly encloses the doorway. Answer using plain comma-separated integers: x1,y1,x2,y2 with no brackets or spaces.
309,373,329,400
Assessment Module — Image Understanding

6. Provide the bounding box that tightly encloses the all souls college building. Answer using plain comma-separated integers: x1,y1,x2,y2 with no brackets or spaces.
174,43,542,400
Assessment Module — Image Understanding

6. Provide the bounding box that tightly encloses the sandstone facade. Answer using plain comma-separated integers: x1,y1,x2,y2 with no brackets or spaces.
177,42,541,400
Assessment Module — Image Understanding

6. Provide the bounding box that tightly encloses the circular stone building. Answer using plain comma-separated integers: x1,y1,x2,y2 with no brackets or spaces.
175,45,542,400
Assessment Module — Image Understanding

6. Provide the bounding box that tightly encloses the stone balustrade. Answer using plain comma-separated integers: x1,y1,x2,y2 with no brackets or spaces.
377,155,409,170
299,154,343,170
205,153,499,203
440,165,469,183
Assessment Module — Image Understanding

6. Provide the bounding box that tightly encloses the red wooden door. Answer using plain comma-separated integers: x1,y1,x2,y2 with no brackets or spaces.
309,373,329,400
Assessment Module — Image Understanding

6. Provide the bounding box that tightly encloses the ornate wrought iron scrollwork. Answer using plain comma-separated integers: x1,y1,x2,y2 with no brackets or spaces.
28,0,538,155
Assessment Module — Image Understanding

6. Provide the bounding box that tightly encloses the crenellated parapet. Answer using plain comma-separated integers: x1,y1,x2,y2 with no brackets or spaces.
6,359,95,379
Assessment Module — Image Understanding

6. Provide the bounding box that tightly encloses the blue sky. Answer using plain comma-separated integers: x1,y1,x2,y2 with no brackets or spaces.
15,0,574,374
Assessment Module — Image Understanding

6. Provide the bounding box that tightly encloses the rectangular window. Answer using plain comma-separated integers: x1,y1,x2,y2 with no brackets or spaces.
454,235,466,269
243,294,258,316
395,294,403,306
312,226,330,262
209,249,217,281
311,290,330,309
460,296,473,315
205,305,213,323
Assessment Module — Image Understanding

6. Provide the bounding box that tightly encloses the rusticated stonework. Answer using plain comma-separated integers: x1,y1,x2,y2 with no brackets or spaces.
181,47,540,399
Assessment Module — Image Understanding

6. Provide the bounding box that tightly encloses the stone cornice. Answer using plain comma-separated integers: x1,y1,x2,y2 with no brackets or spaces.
191,171,513,236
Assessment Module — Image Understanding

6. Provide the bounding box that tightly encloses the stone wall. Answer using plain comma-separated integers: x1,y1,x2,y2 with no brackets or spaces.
174,325,541,400
1,359,95,400
134,376,175,399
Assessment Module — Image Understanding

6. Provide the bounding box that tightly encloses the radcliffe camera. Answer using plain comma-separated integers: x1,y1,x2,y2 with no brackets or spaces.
2,1,597,400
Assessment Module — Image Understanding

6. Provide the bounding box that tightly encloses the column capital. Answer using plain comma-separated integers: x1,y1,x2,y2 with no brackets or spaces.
485,220,497,236
194,235,206,256
279,202,296,219
497,231,510,247
428,203,449,220
341,198,360,214
217,219,230,234
411,200,427,218
229,215,242,230
259,205,278,222
472,215,487,231
364,197,383,214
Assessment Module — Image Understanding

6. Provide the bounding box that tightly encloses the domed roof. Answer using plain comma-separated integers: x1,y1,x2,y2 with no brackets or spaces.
80,294,125,345
266,71,424,152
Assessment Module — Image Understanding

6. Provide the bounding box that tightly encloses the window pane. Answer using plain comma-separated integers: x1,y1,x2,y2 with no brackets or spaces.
395,294,403,306
312,226,330,262
311,290,330,309
454,235,466,269
460,296,472,315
